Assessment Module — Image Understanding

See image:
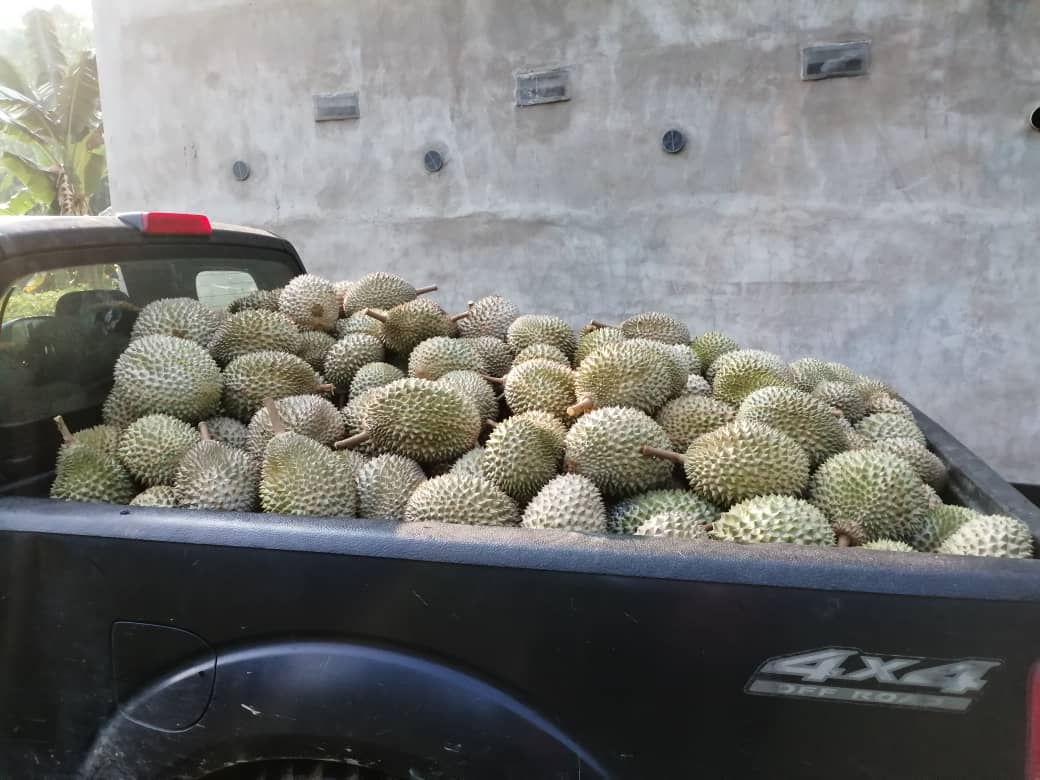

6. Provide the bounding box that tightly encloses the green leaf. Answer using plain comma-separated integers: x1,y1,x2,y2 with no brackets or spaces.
0,84,62,142
0,150,56,203
81,150,106,202
0,187,38,215
0,106,56,156
23,9,66,92
0,55,34,99
58,51,100,144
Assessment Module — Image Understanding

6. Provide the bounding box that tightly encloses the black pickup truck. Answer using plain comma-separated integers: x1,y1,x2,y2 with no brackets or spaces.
1,214,1039,780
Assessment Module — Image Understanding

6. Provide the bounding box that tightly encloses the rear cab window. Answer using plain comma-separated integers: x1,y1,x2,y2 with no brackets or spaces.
0,225,301,494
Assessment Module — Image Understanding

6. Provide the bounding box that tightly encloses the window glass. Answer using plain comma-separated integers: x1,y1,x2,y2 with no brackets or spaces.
196,270,258,310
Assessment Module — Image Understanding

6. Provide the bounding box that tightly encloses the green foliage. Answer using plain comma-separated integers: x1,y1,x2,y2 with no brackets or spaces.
0,9,107,215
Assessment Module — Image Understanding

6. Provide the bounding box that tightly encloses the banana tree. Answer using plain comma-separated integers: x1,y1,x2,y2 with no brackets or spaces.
0,9,107,216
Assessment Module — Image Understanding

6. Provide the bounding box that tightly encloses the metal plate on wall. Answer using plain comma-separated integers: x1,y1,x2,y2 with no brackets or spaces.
515,68,569,107
801,40,871,81
313,91,360,121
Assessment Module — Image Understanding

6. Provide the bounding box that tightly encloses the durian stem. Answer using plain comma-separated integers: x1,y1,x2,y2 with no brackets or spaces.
53,415,75,444
314,383,336,394
263,398,287,435
334,431,371,450
198,422,211,441
362,308,389,323
450,311,470,323
480,374,505,386
566,397,596,417
485,418,499,429
640,445,686,464
589,320,615,330
415,285,438,296
837,534,851,548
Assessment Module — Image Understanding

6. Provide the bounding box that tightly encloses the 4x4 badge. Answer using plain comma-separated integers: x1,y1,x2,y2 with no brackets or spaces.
746,647,1002,712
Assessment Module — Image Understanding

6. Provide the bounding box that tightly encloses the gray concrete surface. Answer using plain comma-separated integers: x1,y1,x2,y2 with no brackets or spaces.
93,0,1040,482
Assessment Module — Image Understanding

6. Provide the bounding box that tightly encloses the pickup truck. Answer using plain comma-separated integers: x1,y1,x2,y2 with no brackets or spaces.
1,214,1039,780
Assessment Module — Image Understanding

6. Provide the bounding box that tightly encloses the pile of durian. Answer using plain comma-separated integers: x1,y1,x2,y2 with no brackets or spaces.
50,272,1035,560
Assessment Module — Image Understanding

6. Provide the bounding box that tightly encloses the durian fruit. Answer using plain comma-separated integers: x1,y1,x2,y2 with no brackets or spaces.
335,311,384,341
609,489,719,534
831,517,868,547
634,511,711,539
569,341,676,417
228,288,282,314
341,272,436,315
102,388,137,428
736,386,848,467
349,362,405,400
404,473,520,526
854,376,897,403
922,483,943,511
500,358,576,421
812,381,868,424
836,415,871,449
506,315,577,359
811,449,928,542
208,310,301,366
938,514,1034,559
333,280,354,306
862,539,915,552
408,336,487,380
509,411,569,449
513,343,570,367
910,504,977,552
335,447,369,482
338,378,481,464
866,394,915,420
323,334,385,391
259,400,357,517
113,335,223,422
460,336,513,378
564,407,674,498
50,421,136,504
667,344,702,377
118,413,200,487
788,357,831,393
53,416,120,456
223,351,328,421
869,437,947,490
654,394,736,451
202,416,249,450
619,312,690,345
855,412,926,446
296,330,337,371
130,486,178,507
521,474,607,532
647,420,810,507
364,299,456,353
824,361,860,383
481,416,560,505
246,394,345,460
450,447,485,477
175,423,257,512
279,275,339,331
627,339,687,398
712,495,834,545
456,295,520,340
710,349,794,405
685,374,712,396
692,331,738,375
574,326,625,367
131,297,222,346
437,370,499,423
340,387,387,456
357,454,426,521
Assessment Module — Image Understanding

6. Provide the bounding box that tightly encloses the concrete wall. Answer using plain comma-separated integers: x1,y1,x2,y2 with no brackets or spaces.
93,0,1040,482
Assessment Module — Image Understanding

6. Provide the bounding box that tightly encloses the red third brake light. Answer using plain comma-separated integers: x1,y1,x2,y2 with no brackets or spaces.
1028,661,1040,780
118,211,212,235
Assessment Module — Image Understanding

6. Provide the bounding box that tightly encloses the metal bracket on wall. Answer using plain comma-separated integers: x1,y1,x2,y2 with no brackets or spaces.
515,68,569,107
313,91,360,121
800,39,871,81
